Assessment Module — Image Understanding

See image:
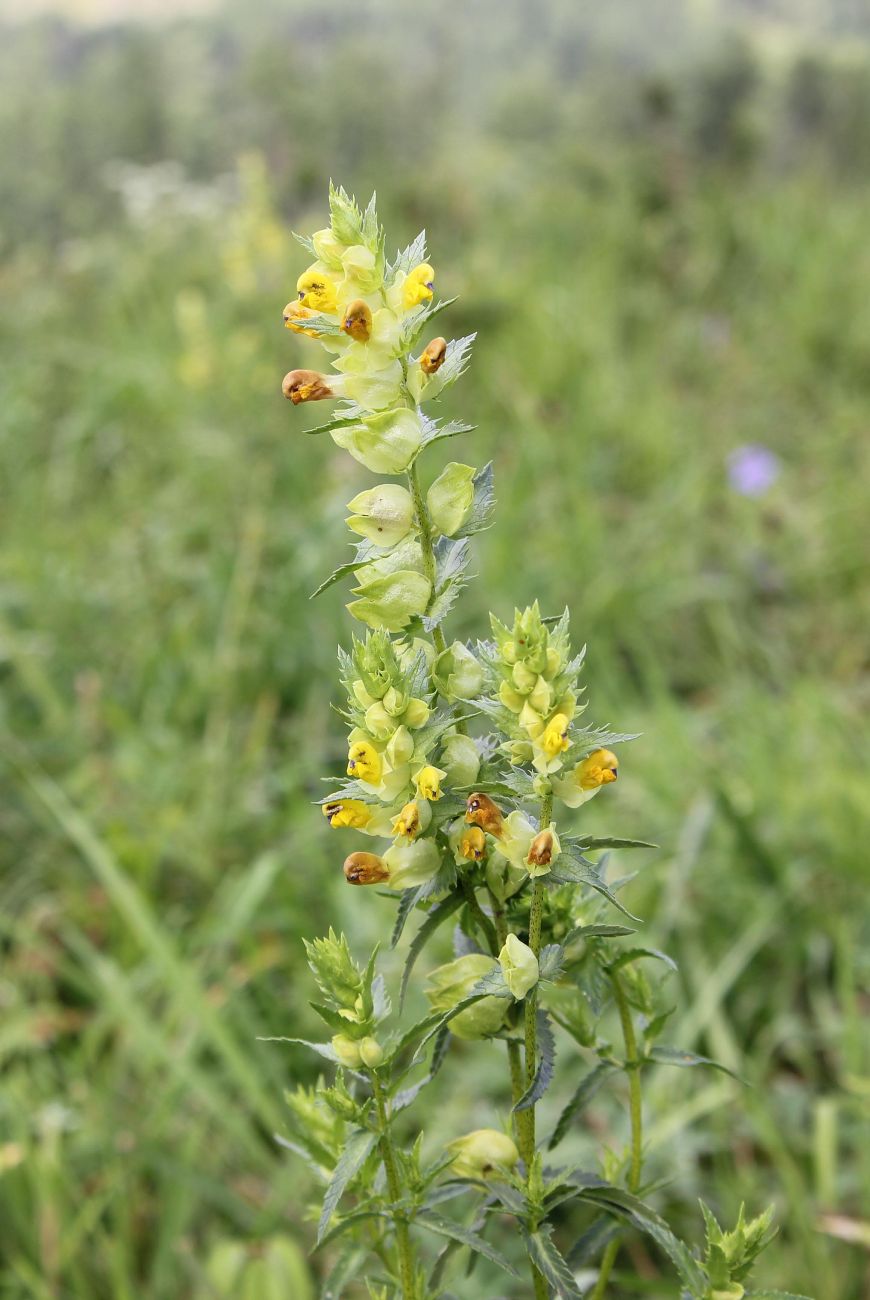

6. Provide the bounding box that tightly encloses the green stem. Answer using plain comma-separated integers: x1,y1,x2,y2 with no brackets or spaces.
407,459,447,657
523,791,552,1300
372,1074,416,1300
589,970,644,1300
489,887,525,1130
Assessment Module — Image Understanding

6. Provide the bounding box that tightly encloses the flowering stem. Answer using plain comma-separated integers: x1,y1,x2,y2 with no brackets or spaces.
589,969,644,1300
459,875,499,954
522,790,553,1300
372,1073,417,1300
406,458,447,658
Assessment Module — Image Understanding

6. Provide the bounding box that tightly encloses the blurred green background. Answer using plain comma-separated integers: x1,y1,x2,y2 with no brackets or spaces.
0,1,868,1296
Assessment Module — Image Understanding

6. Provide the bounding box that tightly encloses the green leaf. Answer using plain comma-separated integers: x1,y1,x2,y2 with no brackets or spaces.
574,836,657,851
417,416,476,454
320,1246,369,1299
608,946,677,975
310,556,378,600
316,1208,386,1251
548,1062,616,1149
317,1128,378,1243
522,1225,584,1298
514,1009,556,1112
744,1292,814,1299
415,1209,520,1278
565,1215,617,1269
303,403,368,437
390,887,425,949
549,850,640,921
573,1186,706,1294
538,943,565,981
563,923,637,946
648,1045,741,1080
455,461,495,538
399,892,465,1009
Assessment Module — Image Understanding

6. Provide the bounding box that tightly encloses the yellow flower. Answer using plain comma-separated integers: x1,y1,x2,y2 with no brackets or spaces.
403,262,435,309
296,266,339,312
577,748,619,790
322,799,372,830
282,300,320,337
541,712,570,759
459,826,487,862
414,765,446,801
347,740,382,784
525,827,561,877
391,801,426,839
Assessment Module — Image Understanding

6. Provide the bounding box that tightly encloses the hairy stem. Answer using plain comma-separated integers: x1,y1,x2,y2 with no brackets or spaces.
407,459,447,657
489,887,526,1130
372,1074,416,1300
523,791,553,1300
589,969,644,1300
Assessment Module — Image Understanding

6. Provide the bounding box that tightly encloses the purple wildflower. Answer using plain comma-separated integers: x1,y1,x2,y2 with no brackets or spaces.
727,444,781,497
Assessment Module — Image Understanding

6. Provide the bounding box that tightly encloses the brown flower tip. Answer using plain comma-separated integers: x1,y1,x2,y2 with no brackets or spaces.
282,369,334,404
343,851,389,886
420,336,448,374
340,299,373,343
527,829,556,868
465,792,505,837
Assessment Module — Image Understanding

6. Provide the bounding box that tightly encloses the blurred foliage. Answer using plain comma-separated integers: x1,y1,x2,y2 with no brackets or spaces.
0,2,868,1298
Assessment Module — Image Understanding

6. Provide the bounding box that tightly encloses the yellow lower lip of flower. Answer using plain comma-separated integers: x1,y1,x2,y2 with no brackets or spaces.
323,799,372,829
577,748,619,790
414,765,445,801
296,268,338,312
460,827,487,861
403,262,435,309
391,801,422,839
541,712,570,758
347,742,382,783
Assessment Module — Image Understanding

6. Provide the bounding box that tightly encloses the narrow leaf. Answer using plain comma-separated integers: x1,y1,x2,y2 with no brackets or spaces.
311,556,377,600
317,1128,378,1243
522,1226,584,1298
391,887,425,949
608,946,678,975
400,892,465,1008
648,1044,741,1080
416,1209,520,1278
514,1010,556,1113
548,1063,616,1149
565,1215,617,1269
574,1186,706,1293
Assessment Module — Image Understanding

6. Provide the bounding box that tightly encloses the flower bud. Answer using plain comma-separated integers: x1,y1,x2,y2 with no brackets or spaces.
282,369,335,404
391,800,430,840
434,641,484,701
358,1036,384,1068
711,1288,745,1300
577,748,619,789
440,732,481,788
346,484,414,547
347,740,382,783
541,712,571,759
364,701,395,739
459,826,487,862
322,799,372,830
447,1128,520,1180
331,1033,363,1067
343,851,389,886
526,827,561,877
403,262,435,309
383,837,441,889
498,933,539,999
420,336,447,374
341,244,380,292
426,463,476,537
424,954,509,1040
340,298,374,343
386,725,415,766
311,227,345,268
512,661,537,693
296,266,338,312
465,792,505,837
414,765,446,801
402,696,430,728
347,570,432,634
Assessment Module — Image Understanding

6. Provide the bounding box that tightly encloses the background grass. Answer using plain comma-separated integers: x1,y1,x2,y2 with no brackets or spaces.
0,2,868,1297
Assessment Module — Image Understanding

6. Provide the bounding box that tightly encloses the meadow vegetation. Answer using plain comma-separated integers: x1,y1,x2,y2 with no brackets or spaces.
0,3,867,1297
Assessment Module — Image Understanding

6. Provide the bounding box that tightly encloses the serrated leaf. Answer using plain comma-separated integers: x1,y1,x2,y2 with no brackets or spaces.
573,1186,706,1293
563,923,638,946
522,1225,584,1298
548,1062,616,1149
416,417,476,454
423,577,466,631
317,1128,378,1243
455,461,495,538
316,1208,386,1251
311,555,378,600
549,851,640,921
393,1023,451,1111
400,892,465,1009
303,403,368,437
514,1009,556,1112
565,1215,618,1269
391,887,425,949
648,1045,741,1080
608,946,678,975
538,943,565,981
320,1245,369,1299
388,230,427,280
292,230,316,257
575,836,657,851
416,1209,520,1278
